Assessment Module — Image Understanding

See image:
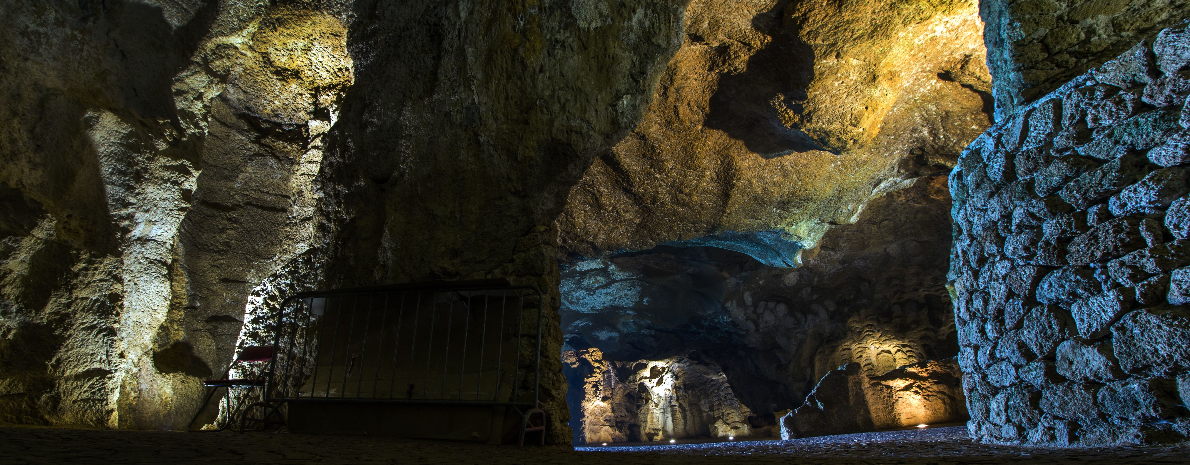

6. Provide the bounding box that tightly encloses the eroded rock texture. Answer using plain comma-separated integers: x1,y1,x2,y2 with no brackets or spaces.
563,349,752,444
981,0,1190,119
561,174,967,441
0,0,690,444
558,0,991,267
0,0,352,429
780,359,967,439
950,25,1190,446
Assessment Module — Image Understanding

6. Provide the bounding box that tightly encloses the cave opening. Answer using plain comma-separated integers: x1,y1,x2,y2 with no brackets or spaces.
557,172,969,445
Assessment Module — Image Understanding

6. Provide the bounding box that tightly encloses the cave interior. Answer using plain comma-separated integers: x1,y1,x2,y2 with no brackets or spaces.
1,0,1190,452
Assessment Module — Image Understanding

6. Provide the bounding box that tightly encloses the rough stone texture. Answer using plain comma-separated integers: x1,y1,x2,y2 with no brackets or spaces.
8,425,1190,465
558,0,991,266
561,175,965,440
980,0,1190,119
950,24,1190,446
0,0,353,430
0,0,692,445
781,359,967,440
562,349,752,444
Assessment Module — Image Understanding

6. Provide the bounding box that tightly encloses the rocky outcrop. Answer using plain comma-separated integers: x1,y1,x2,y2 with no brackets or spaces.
0,1,352,429
780,359,967,439
560,170,965,438
950,25,1190,446
0,0,691,443
562,349,752,444
317,0,688,444
980,0,1190,120
558,0,991,267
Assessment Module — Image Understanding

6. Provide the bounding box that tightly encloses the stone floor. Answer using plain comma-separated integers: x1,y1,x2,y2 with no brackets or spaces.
2,425,1189,464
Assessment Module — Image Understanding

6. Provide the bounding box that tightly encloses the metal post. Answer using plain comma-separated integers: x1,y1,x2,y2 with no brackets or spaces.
340,295,360,397
475,293,490,401
322,297,344,398
356,294,375,398
441,297,455,399
458,293,471,400
371,293,391,398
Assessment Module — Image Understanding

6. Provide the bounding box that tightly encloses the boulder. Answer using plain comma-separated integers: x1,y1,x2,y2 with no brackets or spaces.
1109,167,1190,216
1066,217,1152,266
1039,382,1100,423
1054,340,1123,383
1111,307,1190,373
1097,378,1180,421
1167,196,1190,240
1037,267,1100,304
1058,152,1148,211
1069,289,1132,339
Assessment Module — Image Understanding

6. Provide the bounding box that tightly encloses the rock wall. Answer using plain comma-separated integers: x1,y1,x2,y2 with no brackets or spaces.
563,349,752,444
950,25,1190,446
980,0,1190,119
318,0,688,444
0,0,690,443
780,359,967,439
560,172,965,439
0,0,353,429
558,0,990,267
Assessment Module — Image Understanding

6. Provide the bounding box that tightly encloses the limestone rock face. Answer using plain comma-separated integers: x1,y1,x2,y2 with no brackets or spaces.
950,24,1190,446
0,0,352,429
780,359,967,439
561,172,965,438
563,349,752,444
558,0,991,266
980,0,1190,119
0,0,690,444
317,0,688,444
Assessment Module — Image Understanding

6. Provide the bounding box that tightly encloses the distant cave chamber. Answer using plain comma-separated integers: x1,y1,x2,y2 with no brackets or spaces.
557,240,968,445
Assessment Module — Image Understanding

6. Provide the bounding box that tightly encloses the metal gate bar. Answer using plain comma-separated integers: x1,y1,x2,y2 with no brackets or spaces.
265,280,544,409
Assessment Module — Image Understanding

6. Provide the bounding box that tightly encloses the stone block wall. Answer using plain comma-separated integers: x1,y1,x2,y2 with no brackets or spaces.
950,24,1190,446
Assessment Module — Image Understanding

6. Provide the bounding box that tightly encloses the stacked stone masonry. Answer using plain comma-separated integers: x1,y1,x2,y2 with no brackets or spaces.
950,24,1190,446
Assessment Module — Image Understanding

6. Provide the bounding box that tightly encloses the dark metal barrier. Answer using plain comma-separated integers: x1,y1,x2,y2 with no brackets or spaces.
266,281,544,410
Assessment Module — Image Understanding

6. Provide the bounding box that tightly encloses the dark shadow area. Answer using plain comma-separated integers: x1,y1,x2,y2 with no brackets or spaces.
703,0,825,157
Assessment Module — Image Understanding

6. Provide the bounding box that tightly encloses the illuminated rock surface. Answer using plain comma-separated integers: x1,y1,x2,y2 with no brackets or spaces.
981,0,1190,119
0,0,688,443
563,349,752,444
780,359,967,439
561,175,967,441
558,0,991,266
950,24,1190,446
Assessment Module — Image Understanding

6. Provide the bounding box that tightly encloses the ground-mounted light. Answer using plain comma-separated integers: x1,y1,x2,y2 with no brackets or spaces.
916,424,928,428
669,439,676,444
728,436,734,441
602,443,608,446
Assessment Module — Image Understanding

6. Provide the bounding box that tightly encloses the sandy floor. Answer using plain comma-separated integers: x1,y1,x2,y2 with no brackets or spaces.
2,425,1189,464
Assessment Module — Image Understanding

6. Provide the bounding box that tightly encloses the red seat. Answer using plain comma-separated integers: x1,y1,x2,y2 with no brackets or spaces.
193,346,276,431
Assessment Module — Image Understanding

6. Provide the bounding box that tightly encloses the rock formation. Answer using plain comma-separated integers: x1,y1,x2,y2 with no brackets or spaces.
780,359,967,439
558,0,991,267
950,25,1190,446
563,349,752,444
980,0,1190,119
0,0,690,443
560,170,968,440
555,0,991,443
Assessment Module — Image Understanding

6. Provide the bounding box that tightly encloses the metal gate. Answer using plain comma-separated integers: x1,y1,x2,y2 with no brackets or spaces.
266,280,544,412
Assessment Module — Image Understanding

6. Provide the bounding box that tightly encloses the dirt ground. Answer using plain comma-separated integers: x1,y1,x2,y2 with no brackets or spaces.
2,425,1189,464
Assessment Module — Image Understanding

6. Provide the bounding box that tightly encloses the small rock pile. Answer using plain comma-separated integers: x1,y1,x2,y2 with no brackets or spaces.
950,25,1190,446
